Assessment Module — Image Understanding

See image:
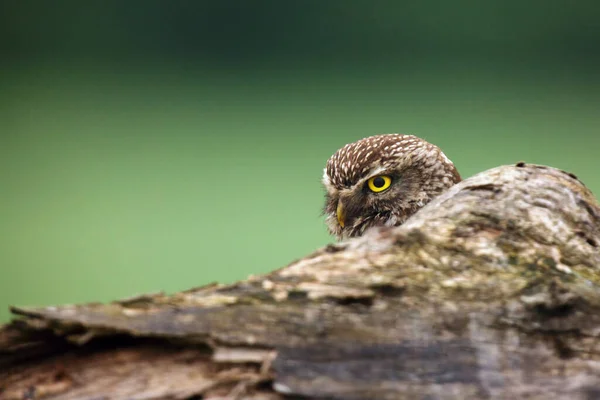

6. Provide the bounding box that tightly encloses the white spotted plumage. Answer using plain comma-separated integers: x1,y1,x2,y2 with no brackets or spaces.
323,134,461,239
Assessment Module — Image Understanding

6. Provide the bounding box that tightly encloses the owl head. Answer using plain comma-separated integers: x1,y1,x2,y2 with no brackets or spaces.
322,134,461,239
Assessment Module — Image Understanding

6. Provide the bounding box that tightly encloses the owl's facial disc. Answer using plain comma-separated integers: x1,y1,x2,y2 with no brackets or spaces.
336,174,393,229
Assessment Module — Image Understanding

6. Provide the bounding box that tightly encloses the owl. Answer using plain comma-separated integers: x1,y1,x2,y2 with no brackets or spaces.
323,134,461,239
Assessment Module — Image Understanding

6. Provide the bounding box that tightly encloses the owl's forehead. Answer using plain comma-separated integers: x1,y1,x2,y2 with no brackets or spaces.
325,134,432,188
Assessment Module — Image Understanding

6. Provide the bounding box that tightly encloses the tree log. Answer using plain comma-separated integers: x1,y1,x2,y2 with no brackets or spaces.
1,163,600,400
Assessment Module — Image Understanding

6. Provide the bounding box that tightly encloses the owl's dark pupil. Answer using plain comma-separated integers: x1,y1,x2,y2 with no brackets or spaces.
373,177,386,188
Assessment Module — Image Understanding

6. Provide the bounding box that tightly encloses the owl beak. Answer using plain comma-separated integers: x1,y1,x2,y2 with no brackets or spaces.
336,201,346,228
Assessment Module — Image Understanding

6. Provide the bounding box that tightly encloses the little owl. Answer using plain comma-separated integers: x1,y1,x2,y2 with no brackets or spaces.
323,134,461,239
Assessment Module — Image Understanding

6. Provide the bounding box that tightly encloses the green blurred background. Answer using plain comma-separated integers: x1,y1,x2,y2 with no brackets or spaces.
1,1,599,322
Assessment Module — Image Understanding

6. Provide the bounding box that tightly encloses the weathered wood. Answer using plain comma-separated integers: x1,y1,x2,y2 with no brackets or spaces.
1,164,600,400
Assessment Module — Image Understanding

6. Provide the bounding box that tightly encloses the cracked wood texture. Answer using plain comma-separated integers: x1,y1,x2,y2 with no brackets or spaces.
1,163,600,400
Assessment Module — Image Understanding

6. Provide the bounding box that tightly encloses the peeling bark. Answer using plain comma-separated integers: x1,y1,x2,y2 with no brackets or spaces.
1,164,600,400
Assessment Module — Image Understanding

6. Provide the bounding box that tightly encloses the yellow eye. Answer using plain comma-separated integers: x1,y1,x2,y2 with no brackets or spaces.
367,175,392,193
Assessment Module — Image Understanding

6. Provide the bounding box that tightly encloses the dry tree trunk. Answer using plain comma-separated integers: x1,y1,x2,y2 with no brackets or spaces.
1,163,600,400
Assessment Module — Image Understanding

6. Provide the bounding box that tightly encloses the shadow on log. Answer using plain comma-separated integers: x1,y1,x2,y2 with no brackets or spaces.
1,164,600,400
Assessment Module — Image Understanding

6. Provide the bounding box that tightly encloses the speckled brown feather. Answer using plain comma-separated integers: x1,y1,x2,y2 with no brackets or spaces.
323,134,461,239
